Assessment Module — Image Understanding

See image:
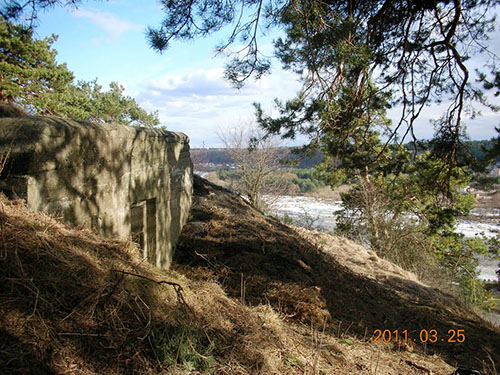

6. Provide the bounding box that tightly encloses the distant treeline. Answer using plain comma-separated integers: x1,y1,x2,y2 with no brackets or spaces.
218,168,327,194
456,140,495,161
405,139,496,162
192,139,495,169
192,147,324,169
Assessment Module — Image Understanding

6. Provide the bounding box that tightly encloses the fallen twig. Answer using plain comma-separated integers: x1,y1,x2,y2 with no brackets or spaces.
111,269,193,314
405,359,432,374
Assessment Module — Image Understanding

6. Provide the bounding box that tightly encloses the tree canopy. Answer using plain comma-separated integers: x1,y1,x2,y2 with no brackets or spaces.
145,2,498,136
0,20,73,108
0,19,160,127
3,1,498,152
0,0,79,27
157,1,500,185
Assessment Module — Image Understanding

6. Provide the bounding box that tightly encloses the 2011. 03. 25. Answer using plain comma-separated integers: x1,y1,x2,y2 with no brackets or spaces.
372,329,465,344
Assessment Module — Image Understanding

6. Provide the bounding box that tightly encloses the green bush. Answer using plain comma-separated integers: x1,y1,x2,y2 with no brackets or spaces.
280,212,294,225
217,168,326,194
151,324,216,372
217,169,242,180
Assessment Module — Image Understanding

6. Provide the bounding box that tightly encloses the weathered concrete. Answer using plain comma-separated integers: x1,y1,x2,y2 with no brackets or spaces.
0,116,193,269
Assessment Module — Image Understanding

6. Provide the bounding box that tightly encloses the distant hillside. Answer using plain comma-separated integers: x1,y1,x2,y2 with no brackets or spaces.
466,139,496,161
404,140,497,162
193,140,495,170
192,147,324,169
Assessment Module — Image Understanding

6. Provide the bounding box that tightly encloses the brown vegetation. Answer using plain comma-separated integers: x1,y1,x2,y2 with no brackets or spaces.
0,176,498,374
0,103,28,118
176,175,500,372
476,191,500,209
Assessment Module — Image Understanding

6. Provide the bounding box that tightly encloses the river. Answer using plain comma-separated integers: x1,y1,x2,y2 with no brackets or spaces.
265,195,500,282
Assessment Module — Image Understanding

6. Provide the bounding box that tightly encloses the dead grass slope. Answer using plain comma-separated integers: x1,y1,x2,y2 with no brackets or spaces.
0,192,458,375
176,175,500,372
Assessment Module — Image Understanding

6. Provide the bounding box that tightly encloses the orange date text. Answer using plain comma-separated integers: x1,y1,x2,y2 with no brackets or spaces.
371,329,465,344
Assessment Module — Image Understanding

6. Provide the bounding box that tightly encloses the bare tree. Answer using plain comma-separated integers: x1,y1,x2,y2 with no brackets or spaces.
218,122,287,210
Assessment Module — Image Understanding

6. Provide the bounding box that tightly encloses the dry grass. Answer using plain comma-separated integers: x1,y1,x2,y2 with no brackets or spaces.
0,194,449,375
0,175,497,374
176,175,500,373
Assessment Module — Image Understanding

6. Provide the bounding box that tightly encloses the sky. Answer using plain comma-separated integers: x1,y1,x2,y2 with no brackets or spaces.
34,0,500,147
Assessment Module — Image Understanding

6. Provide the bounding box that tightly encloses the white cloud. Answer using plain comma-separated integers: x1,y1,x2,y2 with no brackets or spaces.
135,68,302,147
71,8,141,40
134,64,500,146
145,68,262,99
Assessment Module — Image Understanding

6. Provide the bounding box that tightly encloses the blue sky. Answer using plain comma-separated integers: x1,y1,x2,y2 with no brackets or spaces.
35,0,500,147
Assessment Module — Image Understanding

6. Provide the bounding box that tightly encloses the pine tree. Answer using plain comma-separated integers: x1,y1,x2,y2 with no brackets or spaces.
0,20,74,112
0,19,160,127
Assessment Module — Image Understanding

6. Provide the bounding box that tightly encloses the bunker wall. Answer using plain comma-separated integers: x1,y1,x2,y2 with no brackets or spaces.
0,116,193,269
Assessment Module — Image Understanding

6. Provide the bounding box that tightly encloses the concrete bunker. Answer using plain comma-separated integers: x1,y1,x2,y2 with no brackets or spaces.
0,116,193,269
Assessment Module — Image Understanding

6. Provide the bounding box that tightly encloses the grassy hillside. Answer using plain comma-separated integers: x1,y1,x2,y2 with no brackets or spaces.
177,176,500,372
0,176,499,374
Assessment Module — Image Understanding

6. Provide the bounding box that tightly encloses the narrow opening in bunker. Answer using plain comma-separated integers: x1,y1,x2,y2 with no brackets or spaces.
130,201,145,257
146,198,157,262
130,198,157,260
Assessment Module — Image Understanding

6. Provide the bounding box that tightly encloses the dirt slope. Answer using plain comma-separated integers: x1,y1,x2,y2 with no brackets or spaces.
176,175,500,372
0,175,498,374
0,192,455,375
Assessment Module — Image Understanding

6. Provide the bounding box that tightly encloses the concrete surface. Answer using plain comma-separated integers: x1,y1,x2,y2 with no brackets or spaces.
0,116,193,269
